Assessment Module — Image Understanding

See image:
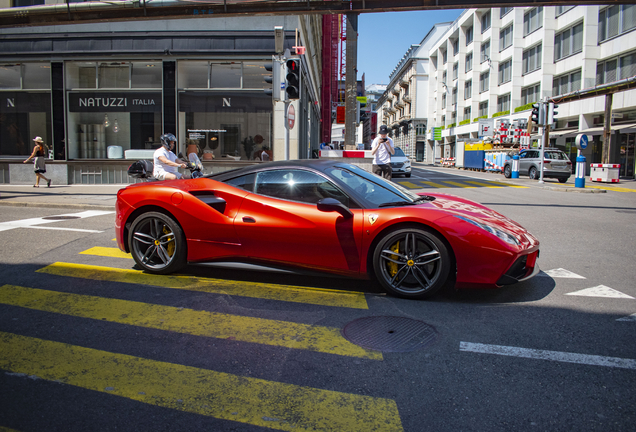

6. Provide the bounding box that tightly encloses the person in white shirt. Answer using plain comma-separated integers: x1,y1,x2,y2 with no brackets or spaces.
370,125,395,179
153,133,187,180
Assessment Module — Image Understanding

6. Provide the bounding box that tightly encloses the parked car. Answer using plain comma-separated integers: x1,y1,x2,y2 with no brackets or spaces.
503,148,572,183
390,147,412,177
115,160,540,300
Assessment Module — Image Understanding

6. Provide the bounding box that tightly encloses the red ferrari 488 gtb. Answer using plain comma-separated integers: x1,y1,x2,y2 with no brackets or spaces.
115,160,539,299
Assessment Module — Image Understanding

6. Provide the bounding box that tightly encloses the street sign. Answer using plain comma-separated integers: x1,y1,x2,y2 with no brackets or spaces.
287,104,295,130
575,133,588,150
478,118,494,137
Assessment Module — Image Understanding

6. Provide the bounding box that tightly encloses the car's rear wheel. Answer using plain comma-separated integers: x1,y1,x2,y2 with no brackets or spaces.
528,166,539,180
558,177,568,183
129,211,187,274
503,164,512,178
372,227,451,299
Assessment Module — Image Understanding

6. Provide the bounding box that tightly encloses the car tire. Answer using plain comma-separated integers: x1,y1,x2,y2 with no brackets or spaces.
405,173,411,178
372,227,451,299
129,211,187,274
528,166,539,180
558,177,568,183
503,165,512,178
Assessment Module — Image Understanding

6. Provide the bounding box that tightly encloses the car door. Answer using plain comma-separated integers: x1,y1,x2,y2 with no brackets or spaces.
233,169,365,275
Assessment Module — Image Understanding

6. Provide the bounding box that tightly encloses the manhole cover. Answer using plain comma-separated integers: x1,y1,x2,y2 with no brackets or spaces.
342,316,438,353
42,216,81,220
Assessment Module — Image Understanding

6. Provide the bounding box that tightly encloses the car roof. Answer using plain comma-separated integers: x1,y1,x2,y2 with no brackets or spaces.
209,159,350,181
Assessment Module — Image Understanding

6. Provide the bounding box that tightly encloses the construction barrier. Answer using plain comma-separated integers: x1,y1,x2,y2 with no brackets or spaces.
590,163,620,183
484,151,510,173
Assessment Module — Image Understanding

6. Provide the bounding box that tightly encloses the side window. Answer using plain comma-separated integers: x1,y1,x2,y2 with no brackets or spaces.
254,169,349,206
226,173,255,192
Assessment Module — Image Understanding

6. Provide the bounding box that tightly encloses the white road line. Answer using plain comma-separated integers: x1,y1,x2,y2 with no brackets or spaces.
24,226,104,233
0,210,113,232
460,342,636,370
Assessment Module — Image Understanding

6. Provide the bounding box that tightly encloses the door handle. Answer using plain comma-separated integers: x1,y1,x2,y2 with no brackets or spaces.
242,217,256,223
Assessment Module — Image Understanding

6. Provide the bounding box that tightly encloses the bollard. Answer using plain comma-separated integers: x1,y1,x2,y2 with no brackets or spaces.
575,154,586,188
511,154,519,179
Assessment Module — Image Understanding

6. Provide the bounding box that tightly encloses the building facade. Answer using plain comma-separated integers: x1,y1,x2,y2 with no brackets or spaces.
376,23,452,162
0,3,323,184
427,5,636,178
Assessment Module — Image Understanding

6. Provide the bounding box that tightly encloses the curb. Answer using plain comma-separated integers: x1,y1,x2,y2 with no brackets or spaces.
542,186,606,193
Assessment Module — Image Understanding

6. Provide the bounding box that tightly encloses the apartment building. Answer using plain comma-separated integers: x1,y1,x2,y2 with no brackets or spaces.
376,23,452,161
379,6,636,178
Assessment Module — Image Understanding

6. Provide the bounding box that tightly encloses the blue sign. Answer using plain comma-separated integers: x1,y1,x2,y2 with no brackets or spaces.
575,133,588,150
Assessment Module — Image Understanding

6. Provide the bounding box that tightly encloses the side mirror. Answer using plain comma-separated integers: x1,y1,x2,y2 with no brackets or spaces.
317,198,353,219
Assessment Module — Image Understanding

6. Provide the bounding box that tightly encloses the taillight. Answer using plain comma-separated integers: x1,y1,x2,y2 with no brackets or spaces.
566,161,572,165
544,160,550,164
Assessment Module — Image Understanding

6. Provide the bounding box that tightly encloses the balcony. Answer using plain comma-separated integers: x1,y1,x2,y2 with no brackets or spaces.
403,95,412,103
391,87,400,95
396,100,405,108
399,78,410,88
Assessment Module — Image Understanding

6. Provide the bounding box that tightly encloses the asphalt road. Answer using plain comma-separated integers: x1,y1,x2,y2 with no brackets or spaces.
1,167,635,432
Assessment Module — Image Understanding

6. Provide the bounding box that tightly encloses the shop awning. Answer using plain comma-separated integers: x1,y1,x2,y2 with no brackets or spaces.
578,123,636,135
549,128,578,137
615,122,636,132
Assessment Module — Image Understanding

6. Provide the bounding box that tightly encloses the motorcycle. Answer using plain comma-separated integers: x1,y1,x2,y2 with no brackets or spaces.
128,152,204,181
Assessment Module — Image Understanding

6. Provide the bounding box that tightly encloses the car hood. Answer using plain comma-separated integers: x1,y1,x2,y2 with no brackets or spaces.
421,193,538,245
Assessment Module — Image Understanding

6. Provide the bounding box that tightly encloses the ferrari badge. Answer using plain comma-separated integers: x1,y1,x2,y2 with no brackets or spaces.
368,214,379,225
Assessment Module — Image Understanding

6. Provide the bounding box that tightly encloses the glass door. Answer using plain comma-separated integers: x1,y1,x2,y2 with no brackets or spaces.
619,133,635,179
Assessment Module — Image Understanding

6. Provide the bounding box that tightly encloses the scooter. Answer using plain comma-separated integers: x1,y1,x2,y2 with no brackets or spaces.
128,153,204,181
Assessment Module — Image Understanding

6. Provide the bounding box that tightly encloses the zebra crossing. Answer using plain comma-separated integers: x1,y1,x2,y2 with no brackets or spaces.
0,245,404,431
394,178,528,190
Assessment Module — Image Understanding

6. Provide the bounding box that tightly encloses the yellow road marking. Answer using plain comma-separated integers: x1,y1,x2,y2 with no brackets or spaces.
397,181,419,189
584,184,636,193
419,181,448,188
0,332,402,431
81,246,131,259
0,285,380,360
486,181,528,189
465,181,504,188
37,262,369,309
442,181,476,188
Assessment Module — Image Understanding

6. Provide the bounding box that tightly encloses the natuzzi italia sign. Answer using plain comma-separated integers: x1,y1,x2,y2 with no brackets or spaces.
68,92,162,112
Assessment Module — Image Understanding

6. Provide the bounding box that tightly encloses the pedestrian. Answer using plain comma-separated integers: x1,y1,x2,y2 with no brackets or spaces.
371,125,395,179
261,146,270,161
23,136,51,188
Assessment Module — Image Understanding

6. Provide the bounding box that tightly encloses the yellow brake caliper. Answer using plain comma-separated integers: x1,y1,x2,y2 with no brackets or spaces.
388,241,400,277
163,226,175,257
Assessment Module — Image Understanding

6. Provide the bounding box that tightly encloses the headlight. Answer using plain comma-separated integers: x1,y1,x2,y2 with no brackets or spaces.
454,215,520,246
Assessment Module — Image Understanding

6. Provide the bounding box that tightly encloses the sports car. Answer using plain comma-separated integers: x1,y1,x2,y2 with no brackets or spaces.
115,160,540,299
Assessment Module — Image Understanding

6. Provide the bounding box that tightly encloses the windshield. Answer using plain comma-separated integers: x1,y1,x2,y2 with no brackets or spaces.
394,147,406,157
328,164,424,207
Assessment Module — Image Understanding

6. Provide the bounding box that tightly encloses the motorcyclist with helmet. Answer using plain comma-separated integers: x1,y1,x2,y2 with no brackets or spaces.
153,133,187,180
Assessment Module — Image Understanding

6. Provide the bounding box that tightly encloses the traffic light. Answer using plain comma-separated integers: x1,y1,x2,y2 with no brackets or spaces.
263,61,283,101
285,59,300,100
547,102,558,125
531,103,545,126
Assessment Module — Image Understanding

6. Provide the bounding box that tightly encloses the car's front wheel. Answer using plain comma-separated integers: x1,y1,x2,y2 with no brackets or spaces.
129,211,187,274
558,177,568,183
529,166,539,180
372,227,451,299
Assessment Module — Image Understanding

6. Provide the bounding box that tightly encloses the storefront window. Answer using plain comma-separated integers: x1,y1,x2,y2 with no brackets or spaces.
178,60,273,161
66,61,163,159
0,62,51,157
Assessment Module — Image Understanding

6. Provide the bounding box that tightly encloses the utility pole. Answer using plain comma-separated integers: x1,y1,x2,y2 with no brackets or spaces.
344,13,358,150
602,93,613,164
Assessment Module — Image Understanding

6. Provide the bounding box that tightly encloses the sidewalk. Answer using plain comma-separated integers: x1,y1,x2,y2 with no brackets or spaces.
0,184,124,210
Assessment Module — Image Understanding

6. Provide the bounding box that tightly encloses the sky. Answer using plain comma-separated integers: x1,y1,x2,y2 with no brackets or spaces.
356,9,464,86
